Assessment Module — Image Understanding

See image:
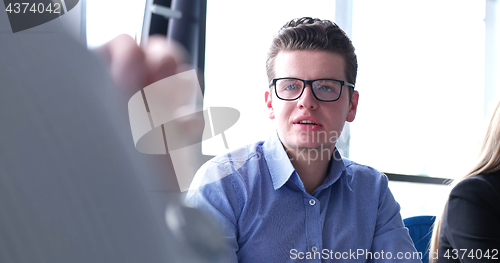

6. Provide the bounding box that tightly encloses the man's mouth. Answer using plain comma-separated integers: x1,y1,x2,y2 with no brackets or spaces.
298,120,318,125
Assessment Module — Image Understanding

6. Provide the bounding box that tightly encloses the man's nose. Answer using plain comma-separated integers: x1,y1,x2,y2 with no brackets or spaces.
297,85,318,109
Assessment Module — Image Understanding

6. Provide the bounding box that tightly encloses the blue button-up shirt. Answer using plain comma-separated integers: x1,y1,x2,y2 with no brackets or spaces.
186,132,420,262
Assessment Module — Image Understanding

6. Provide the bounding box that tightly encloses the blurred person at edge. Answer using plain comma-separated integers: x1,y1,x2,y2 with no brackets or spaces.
0,5,225,260
430,101,500,263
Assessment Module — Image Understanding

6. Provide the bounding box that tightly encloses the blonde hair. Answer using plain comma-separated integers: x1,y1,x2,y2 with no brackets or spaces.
429,101,500,262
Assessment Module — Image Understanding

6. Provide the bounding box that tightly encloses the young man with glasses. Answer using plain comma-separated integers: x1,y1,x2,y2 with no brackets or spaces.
187,17,420,262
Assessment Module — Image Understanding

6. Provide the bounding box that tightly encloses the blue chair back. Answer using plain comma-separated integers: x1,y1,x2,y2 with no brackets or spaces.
403,215,435,263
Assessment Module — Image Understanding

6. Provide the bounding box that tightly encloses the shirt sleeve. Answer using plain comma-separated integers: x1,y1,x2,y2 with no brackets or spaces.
185,160,241,263
442,176,500,263
369,174,422,262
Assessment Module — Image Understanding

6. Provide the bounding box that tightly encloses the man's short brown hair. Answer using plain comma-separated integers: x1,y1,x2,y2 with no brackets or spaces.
266,17,358,97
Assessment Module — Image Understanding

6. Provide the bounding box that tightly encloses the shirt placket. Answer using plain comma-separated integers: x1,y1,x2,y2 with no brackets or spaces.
304,194,322,262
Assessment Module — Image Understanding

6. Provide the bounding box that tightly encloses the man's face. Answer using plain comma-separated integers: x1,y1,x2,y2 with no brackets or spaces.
265,50,359,153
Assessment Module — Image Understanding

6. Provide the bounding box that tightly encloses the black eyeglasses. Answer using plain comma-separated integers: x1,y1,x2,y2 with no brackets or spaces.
270,78,355,102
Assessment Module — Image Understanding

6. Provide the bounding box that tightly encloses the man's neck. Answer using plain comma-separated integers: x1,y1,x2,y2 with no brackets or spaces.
286,146,334,194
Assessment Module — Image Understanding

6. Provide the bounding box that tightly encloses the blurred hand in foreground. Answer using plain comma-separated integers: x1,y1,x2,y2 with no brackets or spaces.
95,34,192,98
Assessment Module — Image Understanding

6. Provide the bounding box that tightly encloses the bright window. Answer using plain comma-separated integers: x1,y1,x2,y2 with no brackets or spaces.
86,0,145,48
349,0,497,218
351,0,487,180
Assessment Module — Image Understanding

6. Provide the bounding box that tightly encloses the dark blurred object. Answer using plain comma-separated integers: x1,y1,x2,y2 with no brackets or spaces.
141,0,206,92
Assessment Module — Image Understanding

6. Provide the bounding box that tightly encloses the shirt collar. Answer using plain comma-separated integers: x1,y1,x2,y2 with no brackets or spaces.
263,131,348,191
263,131,295,190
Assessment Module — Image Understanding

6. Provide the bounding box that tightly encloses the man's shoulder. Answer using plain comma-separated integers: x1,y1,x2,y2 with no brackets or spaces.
341,158,389,186
203,140,265,167
189,140,266,190
342,158,385,177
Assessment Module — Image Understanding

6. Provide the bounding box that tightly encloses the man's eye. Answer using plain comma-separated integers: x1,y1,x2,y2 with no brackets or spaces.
320,85,333,91
284,85,297,90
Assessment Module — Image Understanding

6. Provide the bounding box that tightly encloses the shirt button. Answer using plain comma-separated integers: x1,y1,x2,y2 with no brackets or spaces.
309,199,316,206
312,246,318,252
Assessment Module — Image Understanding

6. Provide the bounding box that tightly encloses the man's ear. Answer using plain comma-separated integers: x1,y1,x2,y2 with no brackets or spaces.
346,90,359,122
265,90,274,119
